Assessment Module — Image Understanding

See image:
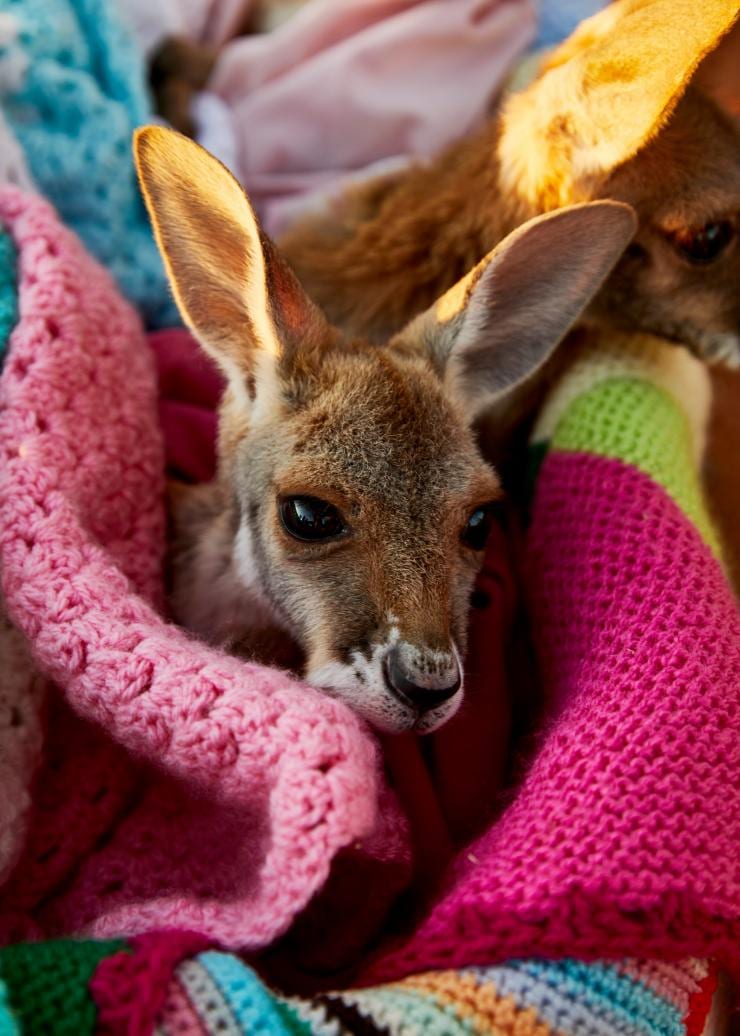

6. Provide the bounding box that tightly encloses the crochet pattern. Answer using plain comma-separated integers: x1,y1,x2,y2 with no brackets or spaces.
0,186,381,952
0,938,123,1035
369,333,739,979
0,932,719,1035
0,188,737,1007
0,0,177,327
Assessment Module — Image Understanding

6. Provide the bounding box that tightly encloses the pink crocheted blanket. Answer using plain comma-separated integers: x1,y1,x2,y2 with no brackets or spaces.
0,189,738,978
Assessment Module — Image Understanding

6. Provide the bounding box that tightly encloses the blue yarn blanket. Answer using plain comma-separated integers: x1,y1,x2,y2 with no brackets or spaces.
0,0,177,327
0,230,17,363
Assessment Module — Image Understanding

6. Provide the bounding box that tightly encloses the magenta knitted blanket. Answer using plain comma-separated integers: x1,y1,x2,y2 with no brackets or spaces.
0,188,738,975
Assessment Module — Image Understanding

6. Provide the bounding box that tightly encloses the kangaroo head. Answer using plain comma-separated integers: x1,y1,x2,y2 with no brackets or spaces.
499,0,740,365
135,126,635,733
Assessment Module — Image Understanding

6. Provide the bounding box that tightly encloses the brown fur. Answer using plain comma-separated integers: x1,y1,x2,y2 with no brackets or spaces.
149,37,217,138
695,17,740,117
135,126,635,733
148,3,310,134
279,0,740,364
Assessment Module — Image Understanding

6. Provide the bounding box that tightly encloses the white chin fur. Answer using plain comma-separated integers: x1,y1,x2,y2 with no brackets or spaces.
306,657,464,735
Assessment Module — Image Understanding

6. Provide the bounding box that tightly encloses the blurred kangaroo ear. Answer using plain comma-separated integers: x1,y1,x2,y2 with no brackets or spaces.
693,18,740,117
134,126,329,396
393,201,637,421
499,0,740,207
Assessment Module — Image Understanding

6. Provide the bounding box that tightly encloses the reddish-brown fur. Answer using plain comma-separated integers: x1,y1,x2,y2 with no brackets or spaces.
279,0,740,365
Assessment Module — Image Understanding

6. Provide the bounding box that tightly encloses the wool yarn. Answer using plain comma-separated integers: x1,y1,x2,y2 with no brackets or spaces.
0,933,719,1035
367,332,739,980
0,189,737,993
0,0,177,327
0,938,123,1035
0,185,386,954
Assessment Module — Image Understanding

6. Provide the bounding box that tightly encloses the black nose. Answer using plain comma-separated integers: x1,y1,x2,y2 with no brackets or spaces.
383,647,461,712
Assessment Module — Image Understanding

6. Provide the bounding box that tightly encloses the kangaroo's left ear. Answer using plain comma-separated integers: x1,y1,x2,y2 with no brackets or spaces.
392,201,637,422
134,125,331,404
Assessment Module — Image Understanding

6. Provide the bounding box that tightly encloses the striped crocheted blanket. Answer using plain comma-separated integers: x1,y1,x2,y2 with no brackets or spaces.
0,188,737,1033
0,933,720,1035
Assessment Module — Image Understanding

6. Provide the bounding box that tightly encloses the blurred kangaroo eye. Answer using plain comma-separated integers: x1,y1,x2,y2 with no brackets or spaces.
280,496,346,542
673,220,734,264
461,505,496,552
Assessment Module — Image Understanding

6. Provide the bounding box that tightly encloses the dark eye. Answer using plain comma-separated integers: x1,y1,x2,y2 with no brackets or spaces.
461,505,496,552
673,220,734,264
279,496,346,542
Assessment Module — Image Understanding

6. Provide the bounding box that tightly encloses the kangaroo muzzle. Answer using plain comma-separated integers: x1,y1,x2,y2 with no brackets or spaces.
382,642,461,714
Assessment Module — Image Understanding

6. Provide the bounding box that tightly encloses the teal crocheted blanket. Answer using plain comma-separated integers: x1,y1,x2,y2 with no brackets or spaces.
0,229,17,363
0,0,177,327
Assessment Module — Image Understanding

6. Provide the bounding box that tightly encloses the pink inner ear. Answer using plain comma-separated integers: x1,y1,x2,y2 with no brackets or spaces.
262,235,330,356
273,267,307,337
262,237,311,342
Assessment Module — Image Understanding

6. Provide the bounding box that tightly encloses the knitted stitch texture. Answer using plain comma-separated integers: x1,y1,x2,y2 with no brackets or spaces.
0,938,123,1035
90,931,212,1035
366,334,739,979
0,186,382,950
0,934,718,1035
0,188,737,979
0,0,177,327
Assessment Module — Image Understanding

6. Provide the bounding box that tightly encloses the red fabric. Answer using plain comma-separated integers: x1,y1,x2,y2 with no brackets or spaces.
150,329,223,483
684,969,718,1036
91,930,212,1036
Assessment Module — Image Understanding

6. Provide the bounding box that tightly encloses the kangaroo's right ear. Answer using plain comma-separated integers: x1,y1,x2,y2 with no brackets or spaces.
134,126,330,402
393,201,637,425
499,0,740,208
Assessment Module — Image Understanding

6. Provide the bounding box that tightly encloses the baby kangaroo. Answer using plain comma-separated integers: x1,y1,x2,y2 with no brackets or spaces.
280,0,740,363
135,127,635,733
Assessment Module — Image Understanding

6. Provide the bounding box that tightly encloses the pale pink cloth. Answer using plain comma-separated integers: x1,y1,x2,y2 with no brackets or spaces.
206,0,536,234
119,0,255,56
178,0,255,45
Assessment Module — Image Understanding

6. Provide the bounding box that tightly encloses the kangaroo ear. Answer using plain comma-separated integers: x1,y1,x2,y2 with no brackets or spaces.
394,201,637,421
694,18,740,117
499,0,740,207
134,126,329,397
